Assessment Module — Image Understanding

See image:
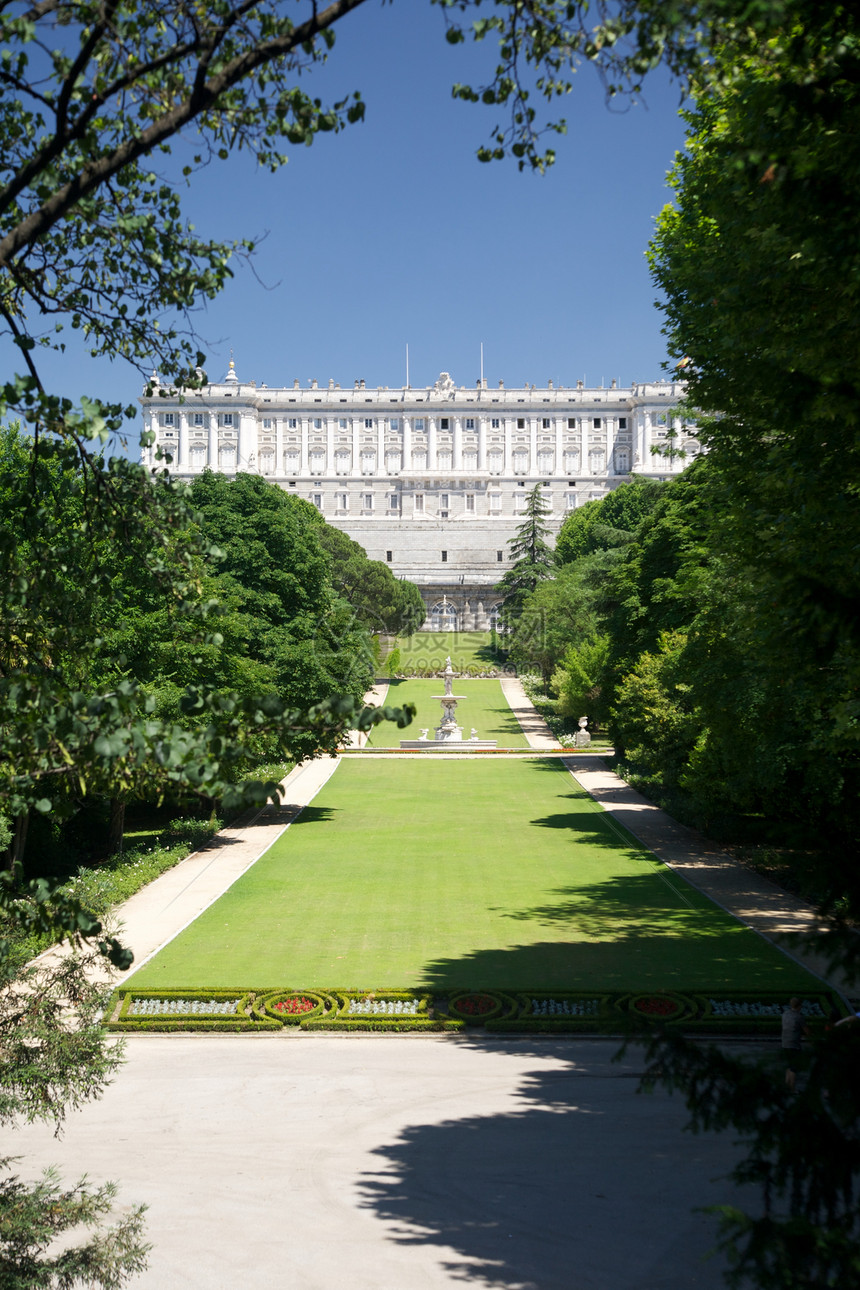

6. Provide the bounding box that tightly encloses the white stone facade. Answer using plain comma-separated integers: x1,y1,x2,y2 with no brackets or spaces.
141,366,700,628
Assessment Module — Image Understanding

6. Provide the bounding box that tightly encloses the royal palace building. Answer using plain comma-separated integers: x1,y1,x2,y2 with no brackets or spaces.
141,365,699,629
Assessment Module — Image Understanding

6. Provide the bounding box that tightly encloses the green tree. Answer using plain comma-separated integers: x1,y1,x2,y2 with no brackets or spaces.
496,484,554,626
507,562,598,686
315,524,425,637
555,477,663,566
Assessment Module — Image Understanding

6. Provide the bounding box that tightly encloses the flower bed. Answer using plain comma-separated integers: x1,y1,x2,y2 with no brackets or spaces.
106,987,849,1034
260,990,332,1024
107,989,282,1032
625,992,693,1022
446,991,516,1023
126,997,240,1017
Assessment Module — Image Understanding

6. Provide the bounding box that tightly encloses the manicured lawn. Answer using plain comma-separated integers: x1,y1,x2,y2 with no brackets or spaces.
392,630,506,675
129,758,816,993
368,678,530,749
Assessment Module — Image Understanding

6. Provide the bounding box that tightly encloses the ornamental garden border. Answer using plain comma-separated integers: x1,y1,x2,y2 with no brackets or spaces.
105,988,848,1035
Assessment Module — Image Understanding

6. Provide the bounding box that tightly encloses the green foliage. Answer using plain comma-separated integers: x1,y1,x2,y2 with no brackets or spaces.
496,484,555,625
611,631,699,784
552,634,611,728
506,562,598,685
637,1020,860,1289
555,477,663,565
0,1163,149,1290
315,524,425,637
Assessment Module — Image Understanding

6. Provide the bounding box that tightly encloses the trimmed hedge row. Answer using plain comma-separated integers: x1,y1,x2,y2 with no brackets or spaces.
105,987,848,1034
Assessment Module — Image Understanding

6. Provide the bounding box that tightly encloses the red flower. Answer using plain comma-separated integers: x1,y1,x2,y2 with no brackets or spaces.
452,993,497,1016
632,996,681,1017
274,996,315,1014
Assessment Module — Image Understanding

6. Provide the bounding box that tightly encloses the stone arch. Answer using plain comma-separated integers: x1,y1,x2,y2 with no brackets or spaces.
428,599,459,631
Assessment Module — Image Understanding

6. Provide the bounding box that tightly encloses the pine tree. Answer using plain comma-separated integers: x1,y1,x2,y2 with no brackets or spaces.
496,485,555,627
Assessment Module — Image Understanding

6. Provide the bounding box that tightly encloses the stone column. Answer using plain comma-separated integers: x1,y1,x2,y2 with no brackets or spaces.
378,416,386,477
238,410,255,470
275,417,284,477
177,413,189,469
477,417,487,471
453,416,463,470
208,416,218,470
428,417,438,470
299,418,308,476
326,417,335,474
555,417,563,477
351,417,360,477
503,418,512,475
402,416,412,471
529,417,538,476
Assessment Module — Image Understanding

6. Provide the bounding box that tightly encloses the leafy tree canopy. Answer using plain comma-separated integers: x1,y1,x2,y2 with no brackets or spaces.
314,523,426,637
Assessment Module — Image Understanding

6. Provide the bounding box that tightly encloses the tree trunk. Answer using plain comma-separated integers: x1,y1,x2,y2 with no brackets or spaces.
107,798,126,857
10,811,29,872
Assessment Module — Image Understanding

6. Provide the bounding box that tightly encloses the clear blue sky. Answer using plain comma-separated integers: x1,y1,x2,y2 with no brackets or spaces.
23,3,689,419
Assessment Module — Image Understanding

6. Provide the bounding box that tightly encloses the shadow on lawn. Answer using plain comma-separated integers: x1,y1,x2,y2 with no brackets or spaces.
282,804,338,827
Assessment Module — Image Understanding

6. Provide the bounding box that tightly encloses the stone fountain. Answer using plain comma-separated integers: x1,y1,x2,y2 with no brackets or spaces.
400,657,498,750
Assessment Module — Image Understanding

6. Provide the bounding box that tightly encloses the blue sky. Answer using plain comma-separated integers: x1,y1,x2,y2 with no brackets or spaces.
22,3,689,421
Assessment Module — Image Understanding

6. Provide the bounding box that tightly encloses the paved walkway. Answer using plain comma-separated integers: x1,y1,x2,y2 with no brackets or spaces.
33,756,342,985
499,676,559,748
12,1035,759,1290
564,755,852,997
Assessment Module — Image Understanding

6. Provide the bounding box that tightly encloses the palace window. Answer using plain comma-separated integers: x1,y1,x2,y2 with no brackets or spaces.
336,492,348,511
465,493,475,513
441,550,448,562
362,493,373,510
497,550,503,562
386,550,392,562
339,418,348,428
262,418,272,429
491,418,500,429
364,418,374,429
390,418,399,430
288,418,297,428
465,418,475,430
221,413,233,427
415,418,425,430
593,418,602,428
619,417,627,429
568,418,576,428
542,418,551,429
312,493,322,510
440,494,449,509
440,417,449,430
160,412,175,427
517,418,525,429
414,493,424,513
489,492,501,512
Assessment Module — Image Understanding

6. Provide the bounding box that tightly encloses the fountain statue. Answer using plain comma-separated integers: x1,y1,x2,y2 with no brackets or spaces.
399,657,497,750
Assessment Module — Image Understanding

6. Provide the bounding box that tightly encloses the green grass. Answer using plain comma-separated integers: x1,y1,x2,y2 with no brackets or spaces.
129,758,817,993
368,678,530,749
392,630,507,675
